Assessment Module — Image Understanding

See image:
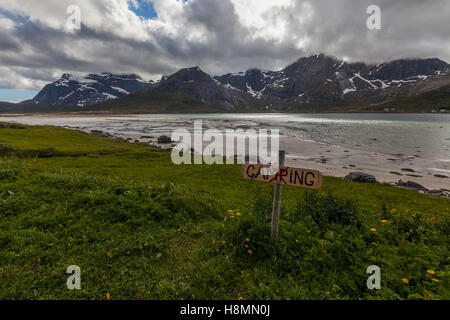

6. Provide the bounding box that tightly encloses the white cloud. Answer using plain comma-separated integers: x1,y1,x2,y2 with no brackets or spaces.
0,0,449,91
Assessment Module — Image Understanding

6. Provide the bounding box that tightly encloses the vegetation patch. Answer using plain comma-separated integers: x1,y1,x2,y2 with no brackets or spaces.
0,124,448,300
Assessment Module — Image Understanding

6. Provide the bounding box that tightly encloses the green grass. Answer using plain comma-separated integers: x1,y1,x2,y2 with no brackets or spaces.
0,123,449,300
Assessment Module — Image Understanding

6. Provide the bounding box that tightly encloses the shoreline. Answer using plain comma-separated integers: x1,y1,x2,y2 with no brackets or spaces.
1,114,449,196
1,111,449,117
77,128,450,196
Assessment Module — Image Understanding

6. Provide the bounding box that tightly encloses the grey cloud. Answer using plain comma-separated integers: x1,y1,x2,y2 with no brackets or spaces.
0,0,449,91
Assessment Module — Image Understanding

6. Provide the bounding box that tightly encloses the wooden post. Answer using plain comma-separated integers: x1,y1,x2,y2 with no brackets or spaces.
271,150,285,241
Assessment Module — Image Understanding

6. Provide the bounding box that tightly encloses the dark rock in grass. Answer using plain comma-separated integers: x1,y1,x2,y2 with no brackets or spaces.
157,135,172,144
344,172,377,183
0,124,25,129
397,180,428,191
434,174,448,179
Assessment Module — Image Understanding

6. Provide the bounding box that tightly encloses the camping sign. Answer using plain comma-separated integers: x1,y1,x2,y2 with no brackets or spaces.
242,151,323,241
242,164,323,189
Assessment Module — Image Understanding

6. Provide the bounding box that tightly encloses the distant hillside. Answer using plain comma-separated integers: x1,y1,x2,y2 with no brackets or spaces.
377,85,450,112
2,54,450,114
23,73,154,107
91,67,265,113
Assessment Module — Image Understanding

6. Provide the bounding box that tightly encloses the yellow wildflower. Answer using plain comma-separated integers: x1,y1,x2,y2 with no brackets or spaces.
247,250,253,255
432,278,439,283
245,238,250,242
370,228,376,232
107,252,112,257
106,292,111,299
238,297,243,300
381,220,387,223
427,270,435,275
402,278,409,284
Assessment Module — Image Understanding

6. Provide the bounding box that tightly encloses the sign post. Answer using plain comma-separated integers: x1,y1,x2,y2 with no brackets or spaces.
271,150,285,240
241,151,323,241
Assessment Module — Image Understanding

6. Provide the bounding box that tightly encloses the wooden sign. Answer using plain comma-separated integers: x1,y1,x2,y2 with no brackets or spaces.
242,163,323,189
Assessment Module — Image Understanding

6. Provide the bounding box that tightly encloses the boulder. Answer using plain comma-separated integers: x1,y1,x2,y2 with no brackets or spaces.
157,135,172,144
397,180,428,191
344,172,377,183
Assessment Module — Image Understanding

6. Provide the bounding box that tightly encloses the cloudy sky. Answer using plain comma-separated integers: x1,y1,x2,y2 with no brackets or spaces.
0,0,449,101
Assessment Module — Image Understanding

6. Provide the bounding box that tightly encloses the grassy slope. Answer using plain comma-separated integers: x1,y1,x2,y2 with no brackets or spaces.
0,124,449,300
377,85,450,112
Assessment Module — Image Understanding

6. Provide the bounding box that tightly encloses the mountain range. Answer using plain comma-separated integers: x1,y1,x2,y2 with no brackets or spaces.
22,73,154,107
2,54,450,113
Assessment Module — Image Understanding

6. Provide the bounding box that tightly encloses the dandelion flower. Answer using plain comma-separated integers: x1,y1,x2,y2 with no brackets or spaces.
370,228,376,232
236,212,242,216
245,238,250,243
247,250,253,255
402,278,409,284
238,297,243,300
432,278,439,283
381,220,387,223
106,293,111,299
427,270,435,275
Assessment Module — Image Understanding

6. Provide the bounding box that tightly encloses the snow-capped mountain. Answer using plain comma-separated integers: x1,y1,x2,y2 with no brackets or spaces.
213,54,450,105
26,73,154,106
21,54,450,113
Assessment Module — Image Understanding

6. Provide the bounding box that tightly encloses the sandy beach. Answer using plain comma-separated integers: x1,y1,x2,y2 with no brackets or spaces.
1,113,449,193
72,123,449,193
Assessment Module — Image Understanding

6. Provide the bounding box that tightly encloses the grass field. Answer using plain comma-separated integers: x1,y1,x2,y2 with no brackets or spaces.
0,123,449,300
